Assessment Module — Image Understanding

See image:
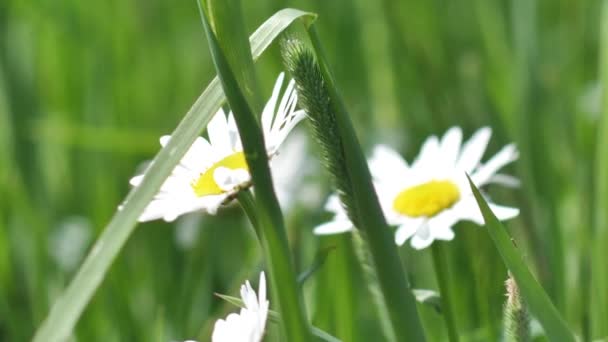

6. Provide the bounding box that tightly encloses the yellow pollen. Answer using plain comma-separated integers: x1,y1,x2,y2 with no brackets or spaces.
393,180,460,217
191,152,248,196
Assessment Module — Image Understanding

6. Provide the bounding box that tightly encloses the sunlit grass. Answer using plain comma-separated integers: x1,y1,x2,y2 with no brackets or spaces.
0,0,604,341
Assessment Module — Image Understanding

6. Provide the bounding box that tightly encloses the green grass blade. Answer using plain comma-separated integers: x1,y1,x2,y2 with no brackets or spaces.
305,27,426,341
204,0,261,111
467,176,575,341
198,4,312,341
32,8,316,342
591,0,608,337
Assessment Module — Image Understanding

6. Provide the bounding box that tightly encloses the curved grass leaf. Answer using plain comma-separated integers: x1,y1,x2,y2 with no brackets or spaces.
467,176,575,341
32,8,316,342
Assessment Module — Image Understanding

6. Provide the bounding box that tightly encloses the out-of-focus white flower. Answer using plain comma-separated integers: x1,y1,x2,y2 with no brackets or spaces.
212,272,269,342
128,73,305,222
314,127,520,250
271,130,322,212
49,216,93,272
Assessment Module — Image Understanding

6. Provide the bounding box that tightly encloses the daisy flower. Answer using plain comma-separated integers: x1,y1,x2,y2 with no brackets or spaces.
314,127,520,250
129,73,305,222
212,272,269,342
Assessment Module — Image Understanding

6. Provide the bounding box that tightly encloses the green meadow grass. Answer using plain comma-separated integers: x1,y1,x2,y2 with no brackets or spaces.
0,0,605,341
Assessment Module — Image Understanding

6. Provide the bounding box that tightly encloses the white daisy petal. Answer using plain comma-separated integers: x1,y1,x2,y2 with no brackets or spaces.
471,143,519,186
369,144,410,182
262,72,285,135
395,222,421,246
314,219,354,235
487,173,521,188
208,109,233,155
440,127,462,167
129,175,144,187
160,135,171,147
227,113,242,151
456,127,492,172
267,109,306,153
213,167,250,192
410,224,435,250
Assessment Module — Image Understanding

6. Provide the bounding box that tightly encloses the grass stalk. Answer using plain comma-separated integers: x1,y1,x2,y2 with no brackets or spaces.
431,242,459,342
197,4,311,341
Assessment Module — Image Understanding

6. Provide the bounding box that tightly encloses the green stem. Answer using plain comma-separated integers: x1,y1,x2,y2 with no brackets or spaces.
198,5,311,341
237,190,260,236
431,242,459,342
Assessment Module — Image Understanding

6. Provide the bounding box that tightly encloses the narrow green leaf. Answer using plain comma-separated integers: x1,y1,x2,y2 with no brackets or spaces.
467,176,575,341
591,0,608,337
297,246,335,287
32,8,316,342
203,0,261,112
198,5,311,342
431,243,459,342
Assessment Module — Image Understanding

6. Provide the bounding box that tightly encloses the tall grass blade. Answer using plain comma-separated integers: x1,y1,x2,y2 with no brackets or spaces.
32,8,316,342
591,1,608,337
467,176,575,342
197,4,311,341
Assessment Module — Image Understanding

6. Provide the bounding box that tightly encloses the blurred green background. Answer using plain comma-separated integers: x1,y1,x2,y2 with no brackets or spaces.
0,0,604,341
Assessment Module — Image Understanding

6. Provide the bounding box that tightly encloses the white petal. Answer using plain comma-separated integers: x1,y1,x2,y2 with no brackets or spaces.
487,173,521,188
160,135,171,147
433,226,455,241
275,79,296,132
324,194,345,216
453,196,519,225
180,137,214,172
227,113,242,151
440,127,462,167
471,143,519,186
395,222,420,246
261,72,285,134
266,109,306,153
410,224,435,250
369,144,409,182
208,109,233,155
213,167,250,192
313,219,354,235
412,136,440,177
129,174,144,187
456,127,492,173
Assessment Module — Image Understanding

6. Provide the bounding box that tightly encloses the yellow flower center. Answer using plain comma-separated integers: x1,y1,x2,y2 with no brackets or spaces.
191,152,249,196
393,180,460,217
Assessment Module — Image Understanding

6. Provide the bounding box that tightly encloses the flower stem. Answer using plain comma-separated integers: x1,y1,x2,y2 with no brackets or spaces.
237,190,259,236
431,242,459,342
197,3,311,340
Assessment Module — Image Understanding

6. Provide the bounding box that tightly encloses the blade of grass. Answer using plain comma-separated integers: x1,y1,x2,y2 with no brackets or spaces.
197,4,311,341
431,243,459,342
32,8,316,342
591,1,608,338
306,27,426,341
205,0,261,111
467,176,575,341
